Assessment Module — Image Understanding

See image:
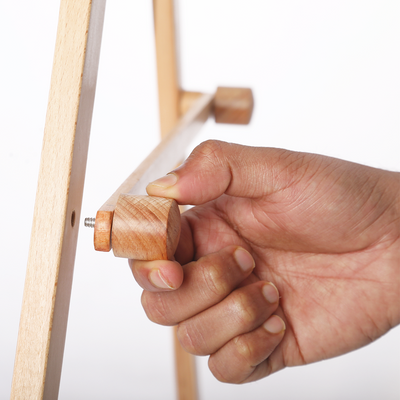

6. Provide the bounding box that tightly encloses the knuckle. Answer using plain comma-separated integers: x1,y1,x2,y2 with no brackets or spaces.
141,292,175,326
190,140,226,172
232,335,256,366
176,322,208,356
232,291,258,327
200,261,230,299
195,140,224,163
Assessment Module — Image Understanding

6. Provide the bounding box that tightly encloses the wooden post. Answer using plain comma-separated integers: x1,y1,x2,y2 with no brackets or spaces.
11,1,105,398
153,1,199,399
153,0,180,137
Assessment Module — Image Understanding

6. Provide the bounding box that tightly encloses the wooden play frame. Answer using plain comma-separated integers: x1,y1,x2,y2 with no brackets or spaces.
11,1,253,399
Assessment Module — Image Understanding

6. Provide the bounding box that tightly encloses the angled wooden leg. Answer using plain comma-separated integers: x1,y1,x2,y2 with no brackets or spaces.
11,1,105,398
153,1,199,399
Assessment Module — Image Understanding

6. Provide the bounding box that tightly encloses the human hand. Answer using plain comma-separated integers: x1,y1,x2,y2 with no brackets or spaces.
129,140,400,383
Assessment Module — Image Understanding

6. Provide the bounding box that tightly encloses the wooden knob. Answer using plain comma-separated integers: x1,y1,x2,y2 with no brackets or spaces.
111,195,181,260
214,87,254,125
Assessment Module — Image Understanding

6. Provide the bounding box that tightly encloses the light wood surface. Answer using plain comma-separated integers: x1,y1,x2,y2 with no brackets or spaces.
93,209,114,252
93,93,213,253
11,1,105,398
173,328,199,400
153,1,198,399
180,91,203,116
112,195,181,260
214,86,254,124
153,0,180,137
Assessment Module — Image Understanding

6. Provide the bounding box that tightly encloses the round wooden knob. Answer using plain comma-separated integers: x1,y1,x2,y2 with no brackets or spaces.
111,194,181,260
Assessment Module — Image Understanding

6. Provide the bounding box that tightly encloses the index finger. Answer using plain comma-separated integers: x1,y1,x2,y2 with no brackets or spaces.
128,258,184,292
141,246,255,326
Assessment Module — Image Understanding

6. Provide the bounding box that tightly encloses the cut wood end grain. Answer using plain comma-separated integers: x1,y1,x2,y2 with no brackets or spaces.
111,195,181,260
214,87,254,125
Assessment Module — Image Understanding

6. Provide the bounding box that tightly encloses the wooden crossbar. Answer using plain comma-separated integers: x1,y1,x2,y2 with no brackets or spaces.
94,93,213,253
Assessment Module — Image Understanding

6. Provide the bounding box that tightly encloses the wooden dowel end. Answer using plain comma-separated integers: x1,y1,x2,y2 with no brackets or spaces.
111,195,180,260
214,87,254,125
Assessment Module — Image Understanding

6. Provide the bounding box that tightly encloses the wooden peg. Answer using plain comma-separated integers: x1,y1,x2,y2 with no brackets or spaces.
214,86,254,125
97,195,181,261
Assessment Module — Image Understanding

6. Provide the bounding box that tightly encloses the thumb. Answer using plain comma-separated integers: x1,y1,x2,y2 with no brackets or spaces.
146,140,301,205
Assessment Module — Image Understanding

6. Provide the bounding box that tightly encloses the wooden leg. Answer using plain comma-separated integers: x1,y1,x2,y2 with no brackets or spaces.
153,0,180,137
153,1,199,399
11,1,105,398
173,326,199,400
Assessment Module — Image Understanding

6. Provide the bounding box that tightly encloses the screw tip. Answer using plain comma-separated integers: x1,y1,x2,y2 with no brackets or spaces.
84,217,95,228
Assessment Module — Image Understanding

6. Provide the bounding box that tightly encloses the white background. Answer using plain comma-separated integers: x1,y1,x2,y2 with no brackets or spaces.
1,1,399,399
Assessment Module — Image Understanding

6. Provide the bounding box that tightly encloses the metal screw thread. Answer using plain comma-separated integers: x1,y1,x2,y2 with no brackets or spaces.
84,217,96,228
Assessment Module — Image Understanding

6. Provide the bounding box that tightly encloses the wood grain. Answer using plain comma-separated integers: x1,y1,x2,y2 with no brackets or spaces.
173,328,199,400
93,93,213,253
112,195,181,260
93,209,114,252
214,86,254,124
11,1,105,398
153,0,180,137
153,1,198,399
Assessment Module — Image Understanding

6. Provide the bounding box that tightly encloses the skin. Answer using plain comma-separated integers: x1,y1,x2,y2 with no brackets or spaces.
129,140,400,384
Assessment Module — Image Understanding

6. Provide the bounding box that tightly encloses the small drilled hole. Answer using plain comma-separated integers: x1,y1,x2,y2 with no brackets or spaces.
71,211,76,227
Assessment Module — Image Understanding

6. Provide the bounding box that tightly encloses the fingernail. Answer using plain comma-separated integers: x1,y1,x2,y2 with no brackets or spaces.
149,269,174,289
262,282,279,304
263,315,286,334
148,173,178,189
234,248,255,272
